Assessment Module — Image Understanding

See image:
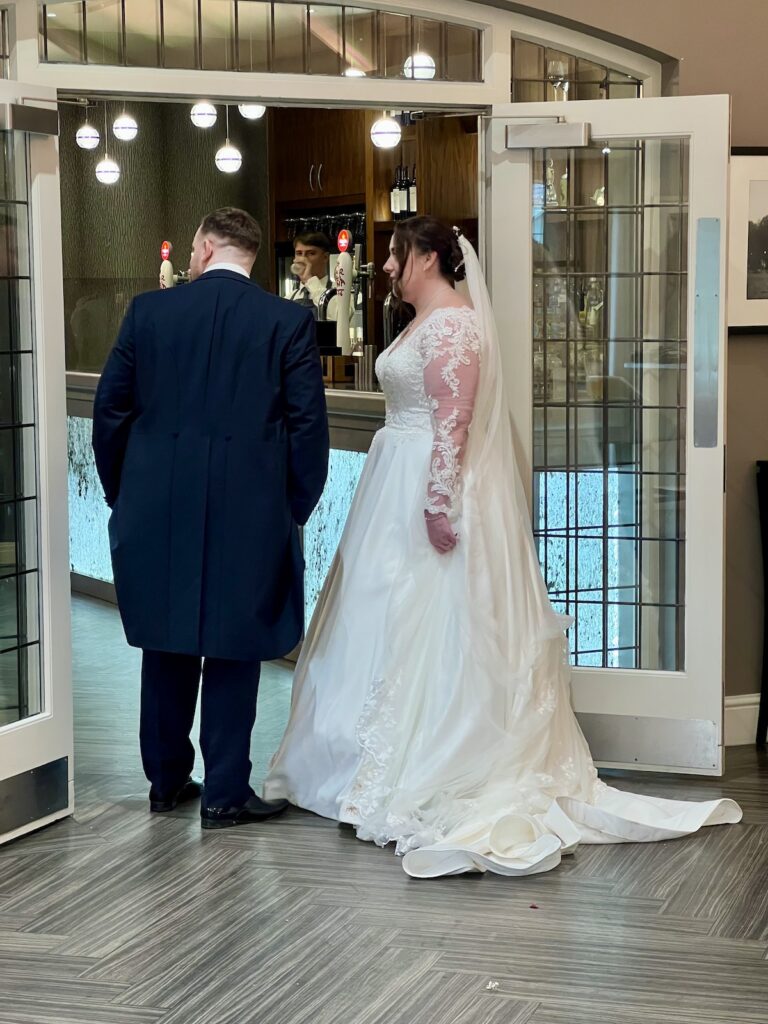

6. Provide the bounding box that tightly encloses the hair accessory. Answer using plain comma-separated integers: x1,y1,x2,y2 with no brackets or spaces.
452,225,464,238
454,258,465,272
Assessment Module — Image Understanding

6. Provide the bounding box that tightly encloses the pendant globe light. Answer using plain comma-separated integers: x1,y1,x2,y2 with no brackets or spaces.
112,111,138,141
238,103,266,120
95,103,120,184
215,106,242,174
370,112,401,149
75,119,100,150
404,51,436,79
190,101,217,128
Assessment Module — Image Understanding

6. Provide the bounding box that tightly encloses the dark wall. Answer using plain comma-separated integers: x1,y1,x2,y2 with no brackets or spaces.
60,101,269,372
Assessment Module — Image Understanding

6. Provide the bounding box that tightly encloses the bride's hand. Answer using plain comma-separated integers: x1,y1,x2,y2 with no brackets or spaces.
424,511,458,554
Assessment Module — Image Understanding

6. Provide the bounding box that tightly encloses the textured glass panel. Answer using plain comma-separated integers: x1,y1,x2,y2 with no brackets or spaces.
163,0,198,68
445,23,479,82
201,0,236,70
124,0,161,67
85,0,121,65
379,12,409,78
68,415,113,581
343,7,375,77
273,3,306,74
43,2,85,63
299,448,366,624
309,5,343,76
237,1,270,72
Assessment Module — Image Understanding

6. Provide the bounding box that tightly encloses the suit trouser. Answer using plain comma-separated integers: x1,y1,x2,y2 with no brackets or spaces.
140,650,261,808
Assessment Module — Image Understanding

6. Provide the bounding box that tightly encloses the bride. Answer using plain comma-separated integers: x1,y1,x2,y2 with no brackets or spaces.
264,217,741,878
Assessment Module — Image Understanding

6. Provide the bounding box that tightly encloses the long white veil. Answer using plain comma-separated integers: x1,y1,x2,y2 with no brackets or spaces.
456,230,569,667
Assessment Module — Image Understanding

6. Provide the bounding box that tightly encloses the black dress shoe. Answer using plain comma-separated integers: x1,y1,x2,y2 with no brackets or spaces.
150,778,204,813
201,794,289,829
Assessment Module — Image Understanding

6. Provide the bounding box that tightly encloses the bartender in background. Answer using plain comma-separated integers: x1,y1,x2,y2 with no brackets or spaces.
290,231,339,319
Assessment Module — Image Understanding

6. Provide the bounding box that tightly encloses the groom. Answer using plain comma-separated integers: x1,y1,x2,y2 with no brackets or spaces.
92,207,329,828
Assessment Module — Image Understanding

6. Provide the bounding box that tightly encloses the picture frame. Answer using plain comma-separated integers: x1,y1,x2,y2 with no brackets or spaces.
729,148,768,333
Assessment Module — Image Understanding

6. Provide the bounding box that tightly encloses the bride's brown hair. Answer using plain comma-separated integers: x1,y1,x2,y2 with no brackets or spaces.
391,216,466,288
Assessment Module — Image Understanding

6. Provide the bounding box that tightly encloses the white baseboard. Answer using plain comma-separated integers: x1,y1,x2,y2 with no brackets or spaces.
725,693,761,746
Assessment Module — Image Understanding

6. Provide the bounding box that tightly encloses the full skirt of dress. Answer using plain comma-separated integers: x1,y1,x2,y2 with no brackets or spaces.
264,424,742,877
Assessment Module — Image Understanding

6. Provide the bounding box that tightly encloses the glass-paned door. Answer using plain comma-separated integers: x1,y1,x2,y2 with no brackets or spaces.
487,96,729,773
0,84,73,843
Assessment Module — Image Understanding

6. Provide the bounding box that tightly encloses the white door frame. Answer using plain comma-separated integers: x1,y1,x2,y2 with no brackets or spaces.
486,95,731,774
0,81,73,843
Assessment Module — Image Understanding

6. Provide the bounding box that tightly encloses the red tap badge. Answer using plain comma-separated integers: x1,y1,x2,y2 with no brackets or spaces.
160,240,172,261
337,230,352,253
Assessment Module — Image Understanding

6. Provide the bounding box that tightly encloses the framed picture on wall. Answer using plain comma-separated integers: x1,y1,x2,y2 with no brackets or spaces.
729,149,768,332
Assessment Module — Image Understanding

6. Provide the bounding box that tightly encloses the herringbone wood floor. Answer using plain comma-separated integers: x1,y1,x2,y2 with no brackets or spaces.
0,595,766,1023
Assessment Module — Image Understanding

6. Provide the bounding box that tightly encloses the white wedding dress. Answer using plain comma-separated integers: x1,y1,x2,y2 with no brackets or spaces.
264,242,741,878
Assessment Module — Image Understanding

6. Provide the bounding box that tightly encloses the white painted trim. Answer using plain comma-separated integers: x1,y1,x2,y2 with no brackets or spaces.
5,0,662,107
725,692,761,747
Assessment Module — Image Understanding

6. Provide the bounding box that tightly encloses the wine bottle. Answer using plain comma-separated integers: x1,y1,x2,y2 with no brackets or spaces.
399,165,411,220
390,165,400,219
409,165,417,216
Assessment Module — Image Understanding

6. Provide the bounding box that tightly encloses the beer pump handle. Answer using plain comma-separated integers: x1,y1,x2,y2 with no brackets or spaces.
334,251,354,356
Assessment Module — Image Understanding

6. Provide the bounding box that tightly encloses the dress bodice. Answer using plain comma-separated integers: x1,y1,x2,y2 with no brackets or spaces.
375,336,434,434
375,307,479,434
374,306,481,518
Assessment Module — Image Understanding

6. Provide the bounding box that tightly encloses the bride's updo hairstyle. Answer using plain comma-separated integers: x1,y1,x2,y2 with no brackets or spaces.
391,216,466,286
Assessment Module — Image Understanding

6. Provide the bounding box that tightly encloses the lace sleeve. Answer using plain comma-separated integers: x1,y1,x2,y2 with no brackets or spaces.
419,310,481,518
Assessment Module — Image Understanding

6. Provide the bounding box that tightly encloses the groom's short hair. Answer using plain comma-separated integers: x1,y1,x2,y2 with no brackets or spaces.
199,207,262,256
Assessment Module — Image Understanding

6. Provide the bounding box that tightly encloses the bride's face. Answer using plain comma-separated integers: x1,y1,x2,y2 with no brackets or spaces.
383,235,427,305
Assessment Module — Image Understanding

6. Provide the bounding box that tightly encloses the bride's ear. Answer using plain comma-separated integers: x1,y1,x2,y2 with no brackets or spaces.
423,250,438,273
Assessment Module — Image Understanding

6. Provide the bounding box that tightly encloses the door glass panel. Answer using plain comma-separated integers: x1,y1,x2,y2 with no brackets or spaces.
0,131,41,727
201,0,236,71
237,0,270,72
532,138,689,671
309,5,343,76
162,0,198,69
85,0,121,65
42,1,84,63
272,3,307,74
124,0,161,67
343,7,376,77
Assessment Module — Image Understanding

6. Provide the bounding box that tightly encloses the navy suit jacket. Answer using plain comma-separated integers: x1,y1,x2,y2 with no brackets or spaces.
92,269,329,661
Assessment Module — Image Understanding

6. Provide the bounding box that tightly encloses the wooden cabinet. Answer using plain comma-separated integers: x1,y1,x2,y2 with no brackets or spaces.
270,108,366,204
